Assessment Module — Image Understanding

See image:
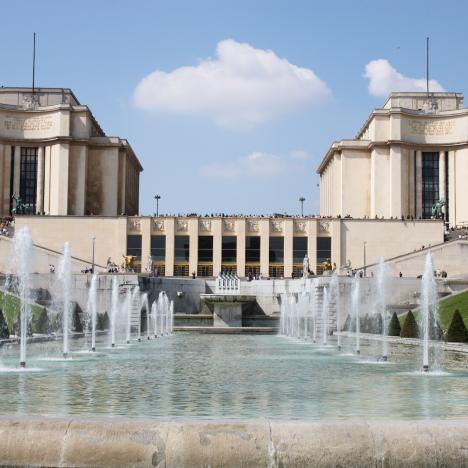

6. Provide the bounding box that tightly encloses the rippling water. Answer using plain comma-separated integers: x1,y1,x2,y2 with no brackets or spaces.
0,334,467,419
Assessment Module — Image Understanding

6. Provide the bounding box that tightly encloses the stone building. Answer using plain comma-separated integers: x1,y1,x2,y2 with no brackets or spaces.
319,92,468,227
0,87,142,217
13,215,443,277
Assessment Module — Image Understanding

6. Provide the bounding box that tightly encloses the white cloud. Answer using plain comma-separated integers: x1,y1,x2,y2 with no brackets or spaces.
133,39,330,128
364,59,445,97
200,150,310,180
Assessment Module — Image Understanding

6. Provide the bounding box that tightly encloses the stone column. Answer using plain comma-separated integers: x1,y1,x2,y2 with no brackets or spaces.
415,150,423,218
141,218,151,273
283,219,293,278
13,146,21,197
236,219,246,278
448,150,456,226
212,218,222,277
188,218,198,277
307,220,318,275
35,146,45,214
259,219,270,278
165,218,175,276
331,219,341,270
389,145,402,217
439,150,446,218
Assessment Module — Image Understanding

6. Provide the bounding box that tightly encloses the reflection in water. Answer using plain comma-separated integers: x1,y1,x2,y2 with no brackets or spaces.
0,334,467,420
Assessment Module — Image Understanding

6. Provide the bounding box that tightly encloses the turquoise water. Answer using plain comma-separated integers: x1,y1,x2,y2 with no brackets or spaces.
0,334,467,419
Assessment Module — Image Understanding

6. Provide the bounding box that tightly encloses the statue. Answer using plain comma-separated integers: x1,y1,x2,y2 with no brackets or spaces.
146,255,153,273
11,194,26,215
431,198,447,219
121,255,135,272
302,254,310,278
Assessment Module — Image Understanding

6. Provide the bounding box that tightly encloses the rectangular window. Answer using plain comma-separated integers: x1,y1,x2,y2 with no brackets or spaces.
269,237,284,263
19,147,38,214
127,235,142,259
174,264,189,277
222,236,237,263
174,236,190,262
316,237,331,273
198,236,213,262
150,235,166,262
245,236,261,263
422,152,439,219
293,237,308,263
269,265,284,278
197,264,213,277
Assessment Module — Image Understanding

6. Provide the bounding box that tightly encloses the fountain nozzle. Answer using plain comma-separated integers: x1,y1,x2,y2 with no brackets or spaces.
382,355,388,362
138,338,141,342
126,340,130,344
356,349,360,355
20,361,26,368
111,343,115,348
337,345,341,351
154,335,157,339
423,365,429,372
147,336,150,340
63,352,68,359
91,347,95,352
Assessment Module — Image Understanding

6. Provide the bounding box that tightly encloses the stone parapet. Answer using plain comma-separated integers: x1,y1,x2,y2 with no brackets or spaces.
0,417,467,467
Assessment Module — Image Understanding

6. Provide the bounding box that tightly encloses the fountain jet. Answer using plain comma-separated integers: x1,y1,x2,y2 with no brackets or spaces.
421,253,438,372
13,227,34,368
87,274,98,352
58,242,72,358
110,276,119,348
352,275,361,354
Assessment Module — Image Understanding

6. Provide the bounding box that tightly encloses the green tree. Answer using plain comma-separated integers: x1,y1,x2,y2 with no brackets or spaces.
400,310,419,338
446,309,468,343
388,312,401,336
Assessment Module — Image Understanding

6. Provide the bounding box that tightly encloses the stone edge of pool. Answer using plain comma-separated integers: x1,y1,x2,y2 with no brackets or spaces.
0,417,467,467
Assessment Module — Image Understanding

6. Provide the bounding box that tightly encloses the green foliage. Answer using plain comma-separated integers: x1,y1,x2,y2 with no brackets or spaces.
400,310,419,338
388,312,401,337
0,289,49,335
0,310,9,338
31,308,51,334
446,309,468,343
438,291,468,330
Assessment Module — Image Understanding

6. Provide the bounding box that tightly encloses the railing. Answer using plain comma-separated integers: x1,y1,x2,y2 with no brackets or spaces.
216,272,240,294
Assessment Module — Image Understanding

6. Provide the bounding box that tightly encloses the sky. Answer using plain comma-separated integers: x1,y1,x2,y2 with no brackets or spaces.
1,0,467,216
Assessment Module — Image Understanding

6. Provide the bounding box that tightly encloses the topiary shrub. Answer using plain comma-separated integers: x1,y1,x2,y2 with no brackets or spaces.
72,308,83,333
388,312,401,336
400,310,419,338
97,312,109,331
0,310,9,338
446,309,468,343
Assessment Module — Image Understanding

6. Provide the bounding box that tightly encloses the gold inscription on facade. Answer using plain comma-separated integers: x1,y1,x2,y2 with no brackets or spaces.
408,119,455,136
3,116,54,132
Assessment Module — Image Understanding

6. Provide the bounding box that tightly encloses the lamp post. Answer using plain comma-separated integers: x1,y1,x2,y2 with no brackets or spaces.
299,197,305,217
154,194,161,217
91,237,95,273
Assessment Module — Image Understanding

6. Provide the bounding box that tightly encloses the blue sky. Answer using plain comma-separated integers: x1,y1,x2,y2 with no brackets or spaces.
1,0,466,216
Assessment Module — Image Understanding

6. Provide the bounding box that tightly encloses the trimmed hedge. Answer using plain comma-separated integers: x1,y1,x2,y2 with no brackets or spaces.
446,309,468,343
401,310,419,338
388,312,401,337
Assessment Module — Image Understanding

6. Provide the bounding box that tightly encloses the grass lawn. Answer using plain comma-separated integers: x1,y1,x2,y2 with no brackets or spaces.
399,290,468,331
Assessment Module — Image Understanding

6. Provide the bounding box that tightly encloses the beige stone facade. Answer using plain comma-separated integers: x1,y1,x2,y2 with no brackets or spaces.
318,92,468,227
0,88,142,217
14,215,443,276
